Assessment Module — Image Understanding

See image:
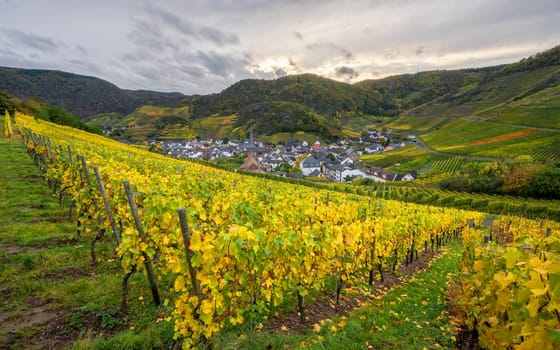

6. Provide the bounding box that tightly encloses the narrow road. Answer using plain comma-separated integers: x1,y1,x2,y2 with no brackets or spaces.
413,138,507,162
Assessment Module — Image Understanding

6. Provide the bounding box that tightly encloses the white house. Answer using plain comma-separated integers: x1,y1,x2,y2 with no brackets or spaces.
395,171,418,181
365,143,384,154
341,168,370,182
368,166,398,182
300,156,321,176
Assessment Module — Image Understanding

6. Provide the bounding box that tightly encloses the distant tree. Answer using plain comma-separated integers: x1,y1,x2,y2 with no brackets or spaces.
502,162,545,195
524,167,560,199
276,163,293,172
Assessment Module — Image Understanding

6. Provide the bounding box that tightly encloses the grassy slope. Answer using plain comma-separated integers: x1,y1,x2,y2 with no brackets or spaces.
484,84,560,129
409,66,560,119
377,115,560,167
0,127,174,349
302,246,463,350
375,65,560,165
420,119,560,158
214,245,464,350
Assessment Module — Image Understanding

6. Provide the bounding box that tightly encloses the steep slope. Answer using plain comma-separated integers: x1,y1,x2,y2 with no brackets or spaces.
0,66,185,117
407,45,560,120
355,67,497,111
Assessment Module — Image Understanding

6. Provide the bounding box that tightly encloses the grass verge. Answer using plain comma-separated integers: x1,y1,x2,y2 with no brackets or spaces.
211,245,464,350
0,125,174,349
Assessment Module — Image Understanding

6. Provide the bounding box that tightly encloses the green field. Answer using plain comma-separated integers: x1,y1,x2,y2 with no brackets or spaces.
531,141,560,162
420,119,560,159
489,106,560,129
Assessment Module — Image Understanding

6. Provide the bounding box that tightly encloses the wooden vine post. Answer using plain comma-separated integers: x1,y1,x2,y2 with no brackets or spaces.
177,207,208,346
78,155,106,265
67,145,74,166
93,166,122,246
177,208,203,304
123,181,161,306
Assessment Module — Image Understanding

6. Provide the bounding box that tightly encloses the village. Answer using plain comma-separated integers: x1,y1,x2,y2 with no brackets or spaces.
154,129,419,183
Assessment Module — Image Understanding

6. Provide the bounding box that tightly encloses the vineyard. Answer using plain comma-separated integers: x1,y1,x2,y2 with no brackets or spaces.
427,157,465,176
2,112,560,349
419,119,560,160
456,217,560,350
532,141,560,163
368,184,560,221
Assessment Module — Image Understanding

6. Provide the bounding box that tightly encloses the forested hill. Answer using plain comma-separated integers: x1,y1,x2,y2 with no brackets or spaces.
0,67,186,117
0,45,558,130
193,46,560,120
354,67,501,112
191,74,399,118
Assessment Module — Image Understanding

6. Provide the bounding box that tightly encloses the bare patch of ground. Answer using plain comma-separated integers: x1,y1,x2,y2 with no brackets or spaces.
0,299,127,350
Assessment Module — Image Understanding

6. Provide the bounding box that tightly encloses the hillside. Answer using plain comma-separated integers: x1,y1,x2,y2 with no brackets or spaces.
192,73,399,118
1,45,559,143
0,66,185,117
0,92,101,134
407,45,560,120
362,68,499,109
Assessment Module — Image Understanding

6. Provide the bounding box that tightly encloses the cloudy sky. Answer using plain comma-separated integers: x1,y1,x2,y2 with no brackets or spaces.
1,0,559,95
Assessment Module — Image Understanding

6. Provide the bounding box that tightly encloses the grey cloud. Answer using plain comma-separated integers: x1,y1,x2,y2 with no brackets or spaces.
335,66,359,80
199,27,239,46
134,66,162,82
76,45,87,55
3,0,559,95
127,20,182,52
384,47,400,60
2,29,62,52
195,50,250,77
306,42,353,60
150,7,196,36
178,65,206,79
148,6,239,47
360,0,560,60
0,47,30,66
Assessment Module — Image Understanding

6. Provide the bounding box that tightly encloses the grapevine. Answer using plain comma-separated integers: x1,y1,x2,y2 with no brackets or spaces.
14,111,480,349
457,216,560,349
